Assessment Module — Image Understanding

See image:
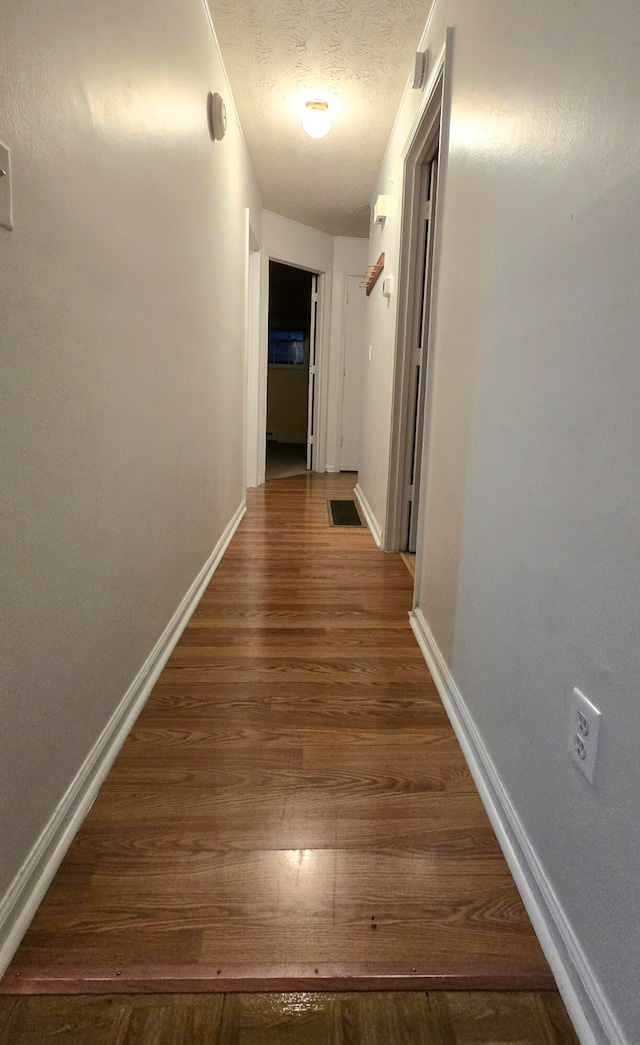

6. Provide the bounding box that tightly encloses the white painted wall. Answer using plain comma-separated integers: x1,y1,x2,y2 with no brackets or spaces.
326,238,369,471
339,276,367,471
0,0,260,956
360,2,640,1041
262,210,335,273
358,190,401,536
249,213,367,482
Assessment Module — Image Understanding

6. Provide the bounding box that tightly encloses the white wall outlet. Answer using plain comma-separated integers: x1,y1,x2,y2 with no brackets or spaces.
568,687,602,783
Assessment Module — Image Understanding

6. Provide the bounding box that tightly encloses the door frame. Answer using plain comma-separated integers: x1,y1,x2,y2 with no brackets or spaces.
406,149,439,554
245,215,262,490
306,273,319,470
384,30,453,555
247,257,328,487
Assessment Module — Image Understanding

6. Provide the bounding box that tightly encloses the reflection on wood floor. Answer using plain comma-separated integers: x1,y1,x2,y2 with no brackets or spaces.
0,990,579,1044
4,473,556,999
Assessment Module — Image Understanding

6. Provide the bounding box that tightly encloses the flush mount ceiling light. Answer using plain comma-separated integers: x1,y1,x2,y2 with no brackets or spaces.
302,100,332,139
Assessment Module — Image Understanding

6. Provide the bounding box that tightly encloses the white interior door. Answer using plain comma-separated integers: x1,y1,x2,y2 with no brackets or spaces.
306,275,318,470
340,276,367,471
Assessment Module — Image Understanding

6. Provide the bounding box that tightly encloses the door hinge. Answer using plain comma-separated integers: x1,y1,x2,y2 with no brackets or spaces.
309,364,317,375
423,199,432,222
312,292,319,303
414,347,423,366
408,484,415,502
308,435,315,444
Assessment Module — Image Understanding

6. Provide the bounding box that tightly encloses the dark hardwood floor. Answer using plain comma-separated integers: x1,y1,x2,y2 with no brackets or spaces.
3,473,556,997
0,990,579,1044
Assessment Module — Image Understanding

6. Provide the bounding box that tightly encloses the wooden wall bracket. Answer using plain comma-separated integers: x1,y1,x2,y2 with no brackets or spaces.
361,253,385,296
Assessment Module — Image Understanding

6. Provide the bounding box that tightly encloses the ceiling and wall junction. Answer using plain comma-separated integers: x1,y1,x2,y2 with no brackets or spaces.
207,0,433,236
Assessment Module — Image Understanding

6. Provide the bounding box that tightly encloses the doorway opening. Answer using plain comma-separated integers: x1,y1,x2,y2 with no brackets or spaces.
266,261,318,481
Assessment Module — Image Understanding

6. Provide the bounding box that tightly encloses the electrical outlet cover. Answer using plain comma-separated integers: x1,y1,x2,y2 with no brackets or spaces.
568,687,602,784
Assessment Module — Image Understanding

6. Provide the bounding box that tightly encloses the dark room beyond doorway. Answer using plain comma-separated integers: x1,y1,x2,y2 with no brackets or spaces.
266,261,314,481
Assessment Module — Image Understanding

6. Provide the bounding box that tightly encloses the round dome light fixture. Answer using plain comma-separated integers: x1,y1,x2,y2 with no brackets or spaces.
302,100,332,139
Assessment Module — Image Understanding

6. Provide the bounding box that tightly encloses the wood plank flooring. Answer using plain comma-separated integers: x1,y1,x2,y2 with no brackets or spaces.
3,474,555,994
0,991,579,1044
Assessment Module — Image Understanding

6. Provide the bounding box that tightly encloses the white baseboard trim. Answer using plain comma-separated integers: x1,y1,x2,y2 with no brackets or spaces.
0,500,247,977
353,483,383,548
409,607,626,1045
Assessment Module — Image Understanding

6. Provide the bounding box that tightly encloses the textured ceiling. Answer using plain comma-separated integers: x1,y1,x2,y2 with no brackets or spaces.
207,0,432,237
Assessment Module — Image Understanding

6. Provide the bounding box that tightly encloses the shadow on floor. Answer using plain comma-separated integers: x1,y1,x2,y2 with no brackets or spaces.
266,441,308,480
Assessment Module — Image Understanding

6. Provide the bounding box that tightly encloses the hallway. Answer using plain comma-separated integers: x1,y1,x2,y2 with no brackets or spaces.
3,474,552,993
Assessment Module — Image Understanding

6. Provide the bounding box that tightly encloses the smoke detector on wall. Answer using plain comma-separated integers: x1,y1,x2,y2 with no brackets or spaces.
207,92,227,141
412,51,429,90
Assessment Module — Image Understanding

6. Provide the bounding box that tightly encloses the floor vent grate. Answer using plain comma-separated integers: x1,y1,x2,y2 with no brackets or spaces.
328,499,364,527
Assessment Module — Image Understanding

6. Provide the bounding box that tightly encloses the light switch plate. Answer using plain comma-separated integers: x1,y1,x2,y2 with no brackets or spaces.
0,142,14,231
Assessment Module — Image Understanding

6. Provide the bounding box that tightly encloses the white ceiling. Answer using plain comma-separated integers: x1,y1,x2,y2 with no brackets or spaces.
207,0,432,237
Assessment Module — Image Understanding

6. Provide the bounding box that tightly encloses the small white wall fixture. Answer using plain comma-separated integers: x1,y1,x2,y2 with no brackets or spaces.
373,195,389,225
412,51,429,91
